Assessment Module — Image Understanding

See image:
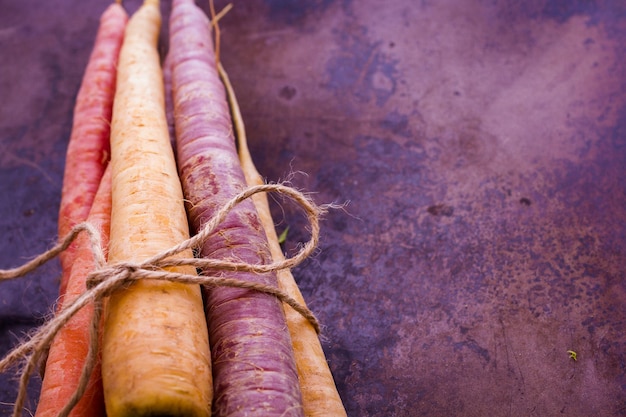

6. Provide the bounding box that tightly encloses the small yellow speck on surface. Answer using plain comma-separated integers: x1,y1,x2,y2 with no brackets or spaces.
567,350,577,361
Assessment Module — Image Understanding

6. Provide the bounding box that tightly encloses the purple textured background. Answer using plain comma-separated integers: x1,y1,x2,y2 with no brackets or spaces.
1,0,625,416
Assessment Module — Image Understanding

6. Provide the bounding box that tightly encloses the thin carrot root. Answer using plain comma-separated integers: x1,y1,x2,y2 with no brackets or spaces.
206,2,346,413
220,64,347,417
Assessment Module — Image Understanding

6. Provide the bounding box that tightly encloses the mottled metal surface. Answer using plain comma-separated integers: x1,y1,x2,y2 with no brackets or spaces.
1,0,625,416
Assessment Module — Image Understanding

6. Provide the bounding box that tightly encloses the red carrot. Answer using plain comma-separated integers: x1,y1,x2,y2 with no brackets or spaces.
36,165,112,417
57,1,127,301
168,0,303,415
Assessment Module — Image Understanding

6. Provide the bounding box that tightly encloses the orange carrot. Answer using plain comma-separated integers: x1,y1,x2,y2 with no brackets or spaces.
57,2,127,301
36,166,112,417
101,1,212,416
221,66,347,416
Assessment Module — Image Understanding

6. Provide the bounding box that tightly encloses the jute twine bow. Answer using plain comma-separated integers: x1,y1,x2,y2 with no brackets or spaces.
0,183,324,417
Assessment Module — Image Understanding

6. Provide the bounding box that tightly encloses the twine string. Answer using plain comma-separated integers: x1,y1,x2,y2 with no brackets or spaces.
0,222,104,282
0,183,324,417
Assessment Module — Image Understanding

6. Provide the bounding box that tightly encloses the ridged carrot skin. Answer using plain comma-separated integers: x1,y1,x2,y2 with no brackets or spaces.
168,0,303,415
36,165,112,417
233,83,348,416
57,2,127,301
101,1,212,416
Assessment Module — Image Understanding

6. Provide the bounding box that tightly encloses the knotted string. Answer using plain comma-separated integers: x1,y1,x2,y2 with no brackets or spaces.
0,183,324,417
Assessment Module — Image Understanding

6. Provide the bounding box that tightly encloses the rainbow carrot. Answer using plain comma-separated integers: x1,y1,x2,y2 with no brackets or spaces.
57,2,127,301
101,1,212,416
36,166,112,417
168,0,303,415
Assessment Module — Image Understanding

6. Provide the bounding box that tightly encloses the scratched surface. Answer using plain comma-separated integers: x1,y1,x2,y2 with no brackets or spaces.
1,0,626,415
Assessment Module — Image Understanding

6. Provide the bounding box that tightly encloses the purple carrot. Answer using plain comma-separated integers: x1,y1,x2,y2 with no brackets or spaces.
162,52,177,153
168,0,304,416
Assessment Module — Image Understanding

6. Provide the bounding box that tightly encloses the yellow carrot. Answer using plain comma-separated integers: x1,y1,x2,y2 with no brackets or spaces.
220,66,347,416
101,1,211,416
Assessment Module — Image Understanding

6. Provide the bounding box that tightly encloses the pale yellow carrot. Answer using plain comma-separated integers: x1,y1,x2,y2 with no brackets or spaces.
101,1,211,416
220,65,347,417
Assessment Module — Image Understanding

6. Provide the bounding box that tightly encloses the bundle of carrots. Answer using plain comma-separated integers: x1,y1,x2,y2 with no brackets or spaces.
32,0,347,416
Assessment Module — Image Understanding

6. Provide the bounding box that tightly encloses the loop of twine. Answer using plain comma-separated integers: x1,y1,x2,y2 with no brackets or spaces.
0,183,324,417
